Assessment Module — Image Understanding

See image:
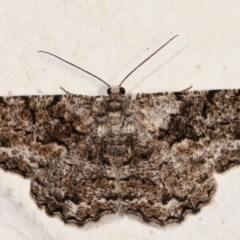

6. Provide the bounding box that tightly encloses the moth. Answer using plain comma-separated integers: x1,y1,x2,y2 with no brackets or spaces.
0,35,239,226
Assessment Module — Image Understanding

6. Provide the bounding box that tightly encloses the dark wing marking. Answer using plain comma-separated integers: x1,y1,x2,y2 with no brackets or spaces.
0,95,96,177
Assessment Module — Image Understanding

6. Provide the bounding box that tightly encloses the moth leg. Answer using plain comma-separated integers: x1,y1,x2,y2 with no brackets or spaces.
181,85,193,92
60,87,73,95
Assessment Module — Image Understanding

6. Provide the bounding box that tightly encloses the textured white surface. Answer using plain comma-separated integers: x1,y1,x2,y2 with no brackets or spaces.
0,0,240,239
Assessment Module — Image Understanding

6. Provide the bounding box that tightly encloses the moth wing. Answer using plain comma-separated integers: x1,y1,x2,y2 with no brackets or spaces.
121,89,240,225
0,95,119,224
31,135,119,224
0,95,95,176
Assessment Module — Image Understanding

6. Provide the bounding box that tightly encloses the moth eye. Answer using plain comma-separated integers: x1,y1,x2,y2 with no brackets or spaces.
107,88,111,95
120,87,126,95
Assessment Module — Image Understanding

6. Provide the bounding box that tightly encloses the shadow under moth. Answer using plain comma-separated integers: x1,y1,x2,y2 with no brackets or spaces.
0,35,239,226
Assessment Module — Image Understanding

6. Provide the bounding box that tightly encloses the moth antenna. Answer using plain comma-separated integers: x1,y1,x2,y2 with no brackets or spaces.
38,51,110,87
119,34,179,87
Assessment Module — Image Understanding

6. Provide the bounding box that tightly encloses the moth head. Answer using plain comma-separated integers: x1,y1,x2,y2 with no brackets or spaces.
38,35,178,98
107,86,126,96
